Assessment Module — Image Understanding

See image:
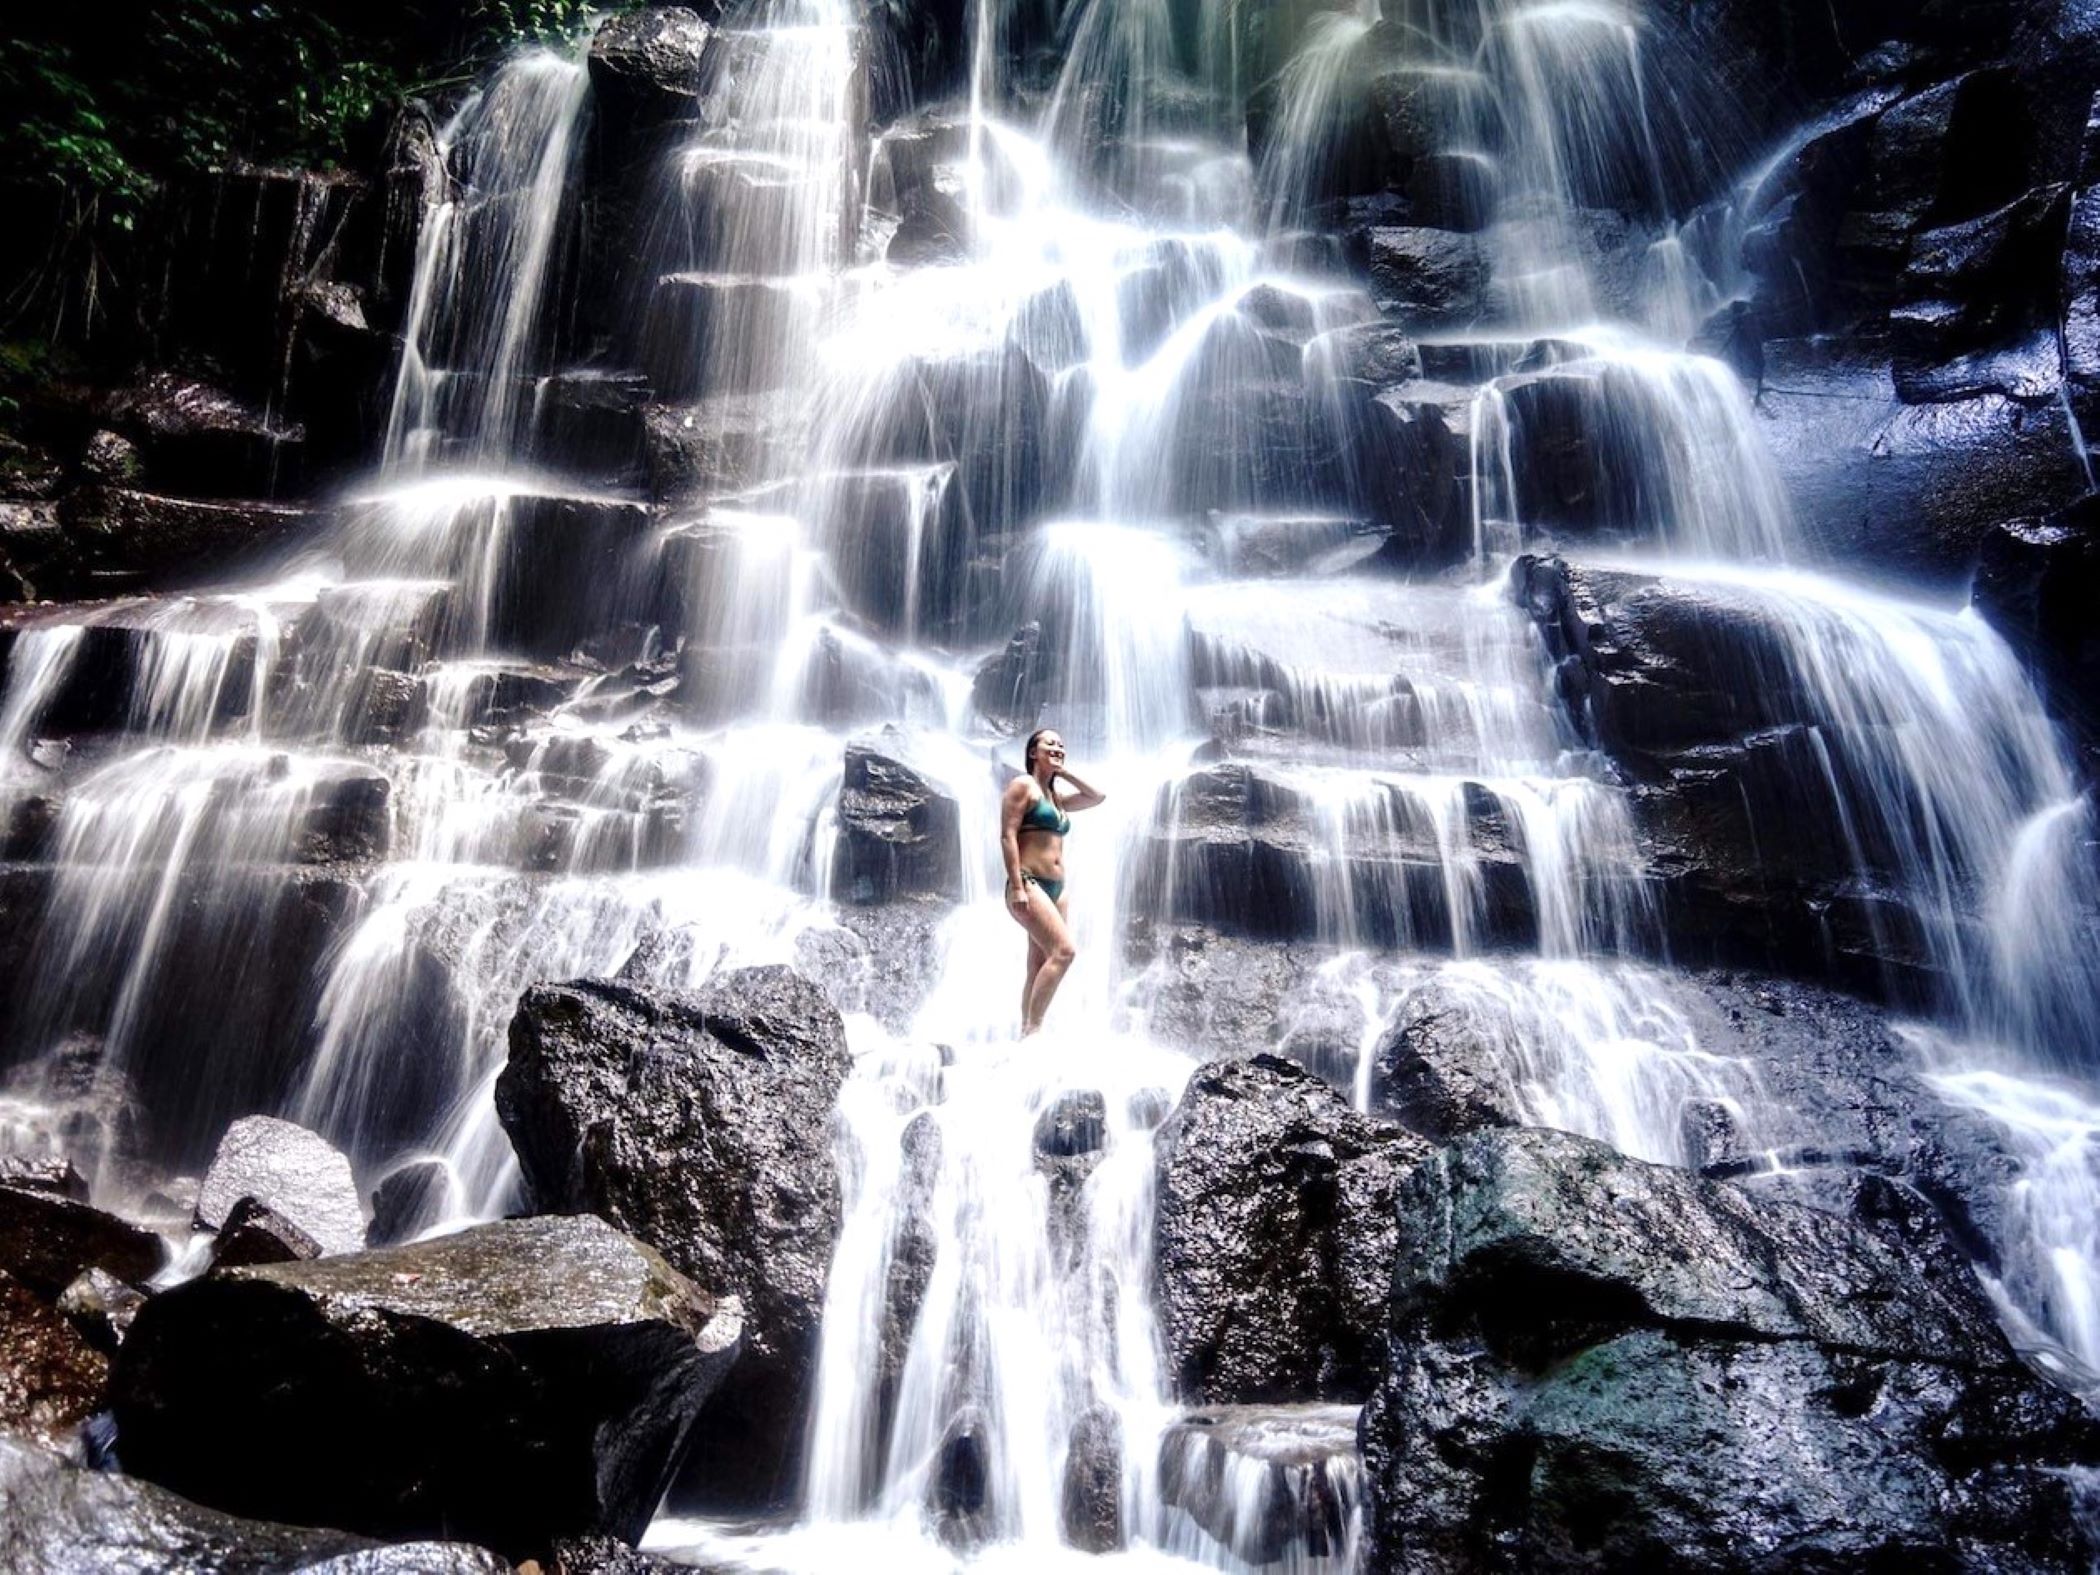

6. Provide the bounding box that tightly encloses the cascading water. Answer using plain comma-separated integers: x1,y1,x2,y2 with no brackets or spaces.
2,0,2098,1567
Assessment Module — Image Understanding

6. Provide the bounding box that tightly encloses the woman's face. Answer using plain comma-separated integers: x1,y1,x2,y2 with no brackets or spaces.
1035,733,1066,772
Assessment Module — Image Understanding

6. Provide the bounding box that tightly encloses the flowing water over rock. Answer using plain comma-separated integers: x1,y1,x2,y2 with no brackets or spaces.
3,0,2099,1568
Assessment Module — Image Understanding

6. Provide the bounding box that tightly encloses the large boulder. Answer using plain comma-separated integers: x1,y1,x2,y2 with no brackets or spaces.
110,1215,742,1558
498,966,853,1509
1756,349,2087,585
1363,1127,2100,1571
1360,963,2043,1320
0,1180,162,1297
1154,1055,1429,1404
0,1433,507,1574
831,742,962,903
1060,1403,1123,1555
587,7,712,132
195,1115,365,1257
1509,553,1979,996
1361,227,1490,329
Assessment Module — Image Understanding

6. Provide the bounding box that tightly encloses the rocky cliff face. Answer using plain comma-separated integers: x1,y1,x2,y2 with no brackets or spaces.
0,0,2097,1569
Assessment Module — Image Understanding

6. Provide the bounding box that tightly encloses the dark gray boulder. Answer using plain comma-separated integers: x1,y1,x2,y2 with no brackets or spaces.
1034,1090,1107,1263
1363,1127,2100,1572
1060,1403,1123,1554
1133,761,1534,951
0,1181,163,1297
0,1266,109,1448
1368,991,1522,1143
0,1433,507,1575
877,1110,941,1433
365,1158,450,1248
110,1214,742,1558
1363,228,1489,327
832,742,962,903
207,1195,322,1271
195,1116,365,1257
498,966,853,1510
1510,552,1954,995
587,7,712,131
1154,1055,1430,1404
1367,966,2042,1308
1158,1404,1359,1569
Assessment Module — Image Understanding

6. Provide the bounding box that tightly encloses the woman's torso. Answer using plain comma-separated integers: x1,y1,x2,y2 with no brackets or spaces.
1017,783,1069,879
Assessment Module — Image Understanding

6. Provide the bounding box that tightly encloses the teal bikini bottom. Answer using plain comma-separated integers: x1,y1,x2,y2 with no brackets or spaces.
1022,871,1066,905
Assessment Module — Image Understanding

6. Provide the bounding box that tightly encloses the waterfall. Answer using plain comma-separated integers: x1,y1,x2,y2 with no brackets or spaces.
1,0,2097,1566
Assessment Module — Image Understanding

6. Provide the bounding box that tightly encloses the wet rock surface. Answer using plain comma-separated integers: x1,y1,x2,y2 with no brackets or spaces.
0,1432,509,1575
547,1535,707,1575
206,1195,323,1270
832,742,962,903
1154,1054,1430,1404
1158,1404,1359,1569
499,966,852,1510
0,1180,162,1297
1060,1403,1123,1555
110,1214,742,1557
1512,552,1964,996
588,7,713,131
0,1267,110,1447
1134,762,1534,951
56,1265,146,1354
364,1157,450,1248
194,1115,365,1258
1363,1127,2100,1572
0,0,2097,1567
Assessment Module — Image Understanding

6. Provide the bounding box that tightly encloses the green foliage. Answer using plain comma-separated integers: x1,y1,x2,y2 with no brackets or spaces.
0,1,615,339
1,2,609,222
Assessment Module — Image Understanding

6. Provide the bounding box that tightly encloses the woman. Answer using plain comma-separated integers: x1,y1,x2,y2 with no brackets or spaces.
1001,728,1105,1035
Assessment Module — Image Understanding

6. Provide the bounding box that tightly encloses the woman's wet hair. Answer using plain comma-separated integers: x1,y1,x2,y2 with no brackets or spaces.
1024,728,1055,770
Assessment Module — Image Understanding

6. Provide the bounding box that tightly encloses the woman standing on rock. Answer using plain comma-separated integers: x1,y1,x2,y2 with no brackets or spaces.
1001,728,1104,1035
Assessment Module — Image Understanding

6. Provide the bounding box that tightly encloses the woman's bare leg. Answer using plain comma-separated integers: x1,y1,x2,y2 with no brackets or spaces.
1022,939,1045,1029
1013,885,1077,1033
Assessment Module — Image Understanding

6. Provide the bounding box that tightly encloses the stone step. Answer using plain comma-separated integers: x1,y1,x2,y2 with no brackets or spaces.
0,591,323,747
1133,758,1649,953
340,481,660,661
1159,1405,1363,1569
666,145,856,277
640,272,830,399
60,491,323,592
644,390,804,501
526,368,652,485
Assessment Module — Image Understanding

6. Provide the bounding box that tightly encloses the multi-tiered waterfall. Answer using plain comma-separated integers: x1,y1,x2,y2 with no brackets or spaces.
2,0,2098,1569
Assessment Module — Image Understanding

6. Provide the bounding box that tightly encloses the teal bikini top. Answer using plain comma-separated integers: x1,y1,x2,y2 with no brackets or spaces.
1022,791,1071,837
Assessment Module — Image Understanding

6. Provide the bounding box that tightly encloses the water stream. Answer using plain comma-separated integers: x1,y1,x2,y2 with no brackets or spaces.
0,0,2096,1569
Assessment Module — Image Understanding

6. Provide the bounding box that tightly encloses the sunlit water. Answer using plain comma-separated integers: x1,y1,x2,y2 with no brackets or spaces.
0,0,2094,1569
